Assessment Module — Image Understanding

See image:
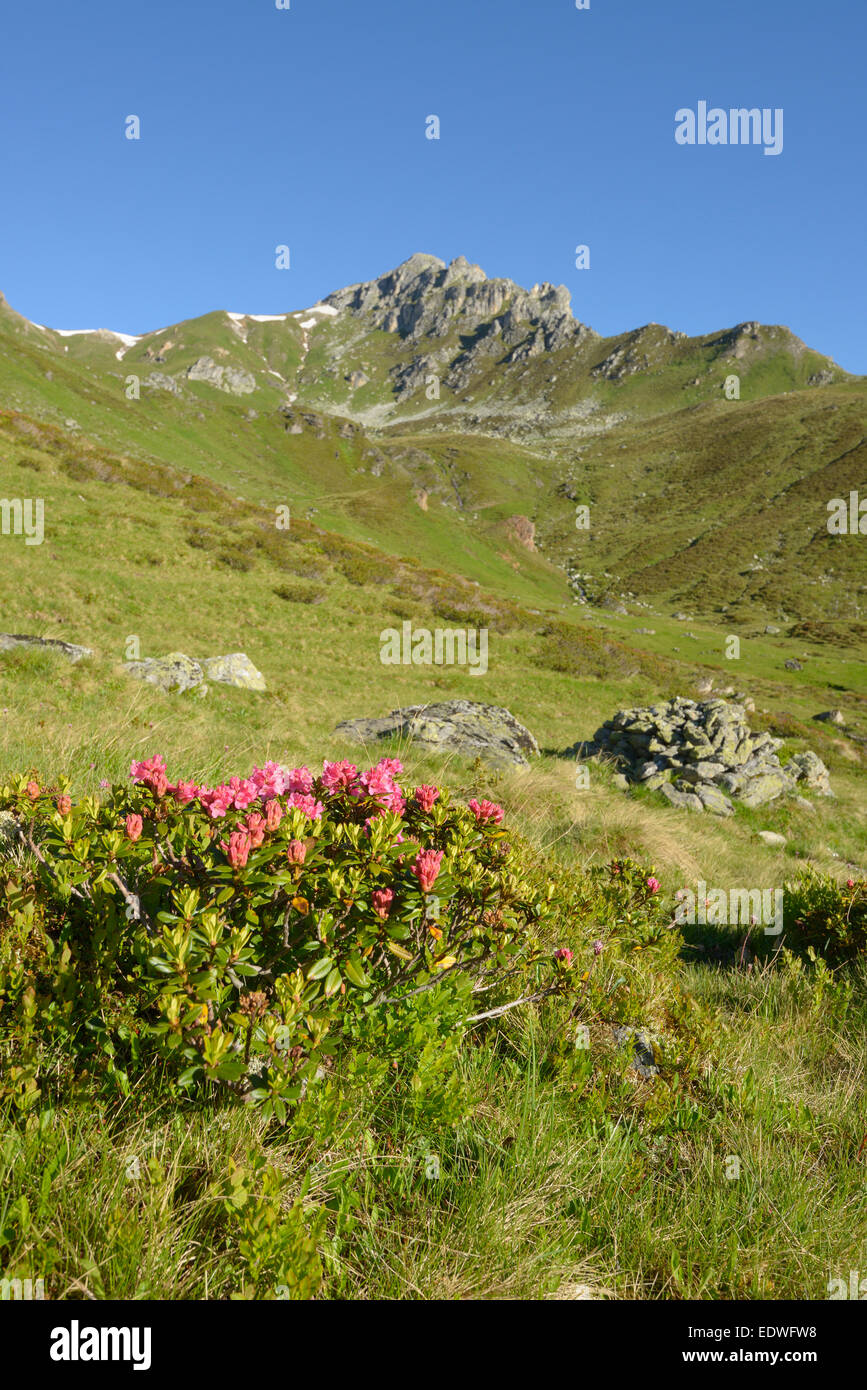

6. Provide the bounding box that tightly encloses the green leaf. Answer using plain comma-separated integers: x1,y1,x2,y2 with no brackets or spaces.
307,955,334,981
386,940,413,962
324,967,343,998
343,956,370,988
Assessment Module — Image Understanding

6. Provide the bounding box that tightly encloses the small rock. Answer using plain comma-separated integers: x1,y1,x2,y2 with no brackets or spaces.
0,633,92,663
784,659,803,671
613,1026,659,1078
198,653,266,692
814,710,846,726
757,831,787,847
764,624,781,635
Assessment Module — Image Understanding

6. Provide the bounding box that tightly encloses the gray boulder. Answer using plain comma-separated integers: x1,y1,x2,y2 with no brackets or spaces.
124,651,206,694
199,653,266,691
334,700,539,768
123,650,266,694
0,633,92,663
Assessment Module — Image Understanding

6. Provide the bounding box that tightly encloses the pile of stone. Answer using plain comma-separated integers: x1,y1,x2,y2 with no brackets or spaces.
577,696,832,815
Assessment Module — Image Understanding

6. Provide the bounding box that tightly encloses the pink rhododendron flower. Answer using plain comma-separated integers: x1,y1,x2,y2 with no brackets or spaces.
286,839,306,865
56,795,72,816
198,785,234,819
555,947,574,966
130,755,167,786
221,830,251,869
250,762,287,799
646,877,660,894
360,761,406,816
25,780,40,800
411,848,443,893
264,798,283,831
284,766,314,796
468,798,504,826
415,785,440,813
372,887,394,920
171,780,199,805
376,758,403,777
124,813,143,842
321,760,358,794
286,792,323,820
245,812,266,849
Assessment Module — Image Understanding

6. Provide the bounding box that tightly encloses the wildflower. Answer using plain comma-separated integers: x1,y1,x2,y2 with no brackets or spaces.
468,798,504,826
321,760,358,794
286,792,323,820
284,766,314,796
171,780,199,805
26,779,40,800
593,939,604,956
847,878,855,889
372,887,394,920
646,877,660,894
56,795,72,816
411,848,444,893
360,759,406,816
198,785,234,819
264,798,283,831
221,831,251,870
555,947,574,966
286,839,306,865
245,812,266,849
124,813,143,842
415,785,440,812
250,762,287,799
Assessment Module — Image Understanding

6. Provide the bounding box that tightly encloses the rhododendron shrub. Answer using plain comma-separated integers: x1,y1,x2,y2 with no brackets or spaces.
0,761,573,1119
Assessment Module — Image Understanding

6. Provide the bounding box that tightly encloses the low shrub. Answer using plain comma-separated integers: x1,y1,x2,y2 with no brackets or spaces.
782,868,867,963
0,759,580,1119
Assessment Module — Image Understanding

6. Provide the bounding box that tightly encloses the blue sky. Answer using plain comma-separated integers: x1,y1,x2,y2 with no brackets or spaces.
2,0,864,370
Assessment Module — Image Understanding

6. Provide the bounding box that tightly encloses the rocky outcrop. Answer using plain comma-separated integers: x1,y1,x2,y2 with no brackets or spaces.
334,699,539,768
186,356,256,395
573,697,833,814
323,253,596,403
0,633,92,663
123,651,265,694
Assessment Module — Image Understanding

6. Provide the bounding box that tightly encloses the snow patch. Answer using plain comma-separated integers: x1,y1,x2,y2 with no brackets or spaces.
226,312,288,323
54,327,141,347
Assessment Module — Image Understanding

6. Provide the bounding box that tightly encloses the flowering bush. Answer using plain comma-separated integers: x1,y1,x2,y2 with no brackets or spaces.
781,869,867,963
0,758,576,1119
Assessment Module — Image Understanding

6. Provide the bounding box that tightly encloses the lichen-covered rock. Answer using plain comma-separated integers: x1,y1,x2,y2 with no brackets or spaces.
784,750,833,796
198,653,266,692
0,633,92,663
334,700,539,768
572,696,833,813
123,651,266,695
123,652,205,693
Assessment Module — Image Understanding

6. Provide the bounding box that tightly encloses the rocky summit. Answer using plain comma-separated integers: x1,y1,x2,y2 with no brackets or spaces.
575,697,833,814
